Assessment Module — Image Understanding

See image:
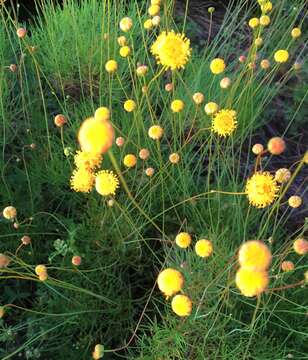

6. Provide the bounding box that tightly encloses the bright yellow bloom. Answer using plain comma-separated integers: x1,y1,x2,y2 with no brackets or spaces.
171,99,184,113
192,92,204,105
291,27,301,39
123,154,137,168
95,170,119,196
124,99,136,112
105,60,118,73
136,65,149,76
293,238,308,255
148,125,164,140
195,239,213,258
212,109,237,137
70,168,95,193
117,35,127,46
249,18,259,29
260,59,270,70
210,58,226,74
235,268,269,297
145,167,155,177
252,143,264,155
151,31,191,70
288,195,302,208
35,264,47,275
148,4,160,16
144,19,153,30
245,172,279,208
238,240,272,271
78,117,114,154
119,46,131,57
204,102,219,115
169,153,180,164
157,268,184,297
2,206,17,220
119,17,133,32
274,168,291,183
139,148,150,160
74,150,102,171
261,1,272,13
255,37,263,47
94,107,110,122
92,344,104,360
260,15,270,26
175,232,192,248
171,294,192,317
274,50,289,63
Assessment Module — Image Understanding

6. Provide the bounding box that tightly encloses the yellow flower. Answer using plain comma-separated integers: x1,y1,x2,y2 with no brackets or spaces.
145,167,155,177
94,107,110,122
148,125,164,140
39,273,48,281
195,239,213,258
171,99,184,113
281,261,294,272
169,152,180,164
152,15,161,26
74,150,102,171
252,143,264,155
78,117,114,154
204,102,219,115
291,27,301,39
105,60,118,73
260,15,270,26
123,154,137,168
235,268,269,297
148,4,160,16
260,59,270,70
117,36,127,46
95,170,119,196
175,232,192,248
288,195,302,208
210,58,226,74
171,294,192,317
274,49,289,63
212,109,237,137
144,19,153,30
92,344,104,360
248,17,259,29
124,99,136,112
260,1,272,13
136,65,149,76
2,206,17,220
119,17,133,32
293,238,308,255
119,46,131,57
151,31,191,70
192,92,204,105
274,168,291,183
35,264,47,275
70,168,95,193
157,268,184,297
238,240,272,271
245,172,279,208
254,37,263,47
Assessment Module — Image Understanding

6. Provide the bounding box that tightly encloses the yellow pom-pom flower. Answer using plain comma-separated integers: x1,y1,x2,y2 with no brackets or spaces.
78,117,114,154
119,46,131,57
124,99,136,112
236,268,269,297
95,170,119,196
212,109,237,137
119,17,133,32
105,60,118,73
245,171,279,208
74,150,102,171
192,92,204,105
123,154,137,168
204,102,219,115
260,15,270,26
175,232,192,248
169,152,180,164
70,168,95,193
148,4,160,16
261,1,272,13
288,195,302,208
144,19,153,30
281,260,294,272
157,268,184,297
274,168,291,183
171,99,185,113
210,58,226,74
195,239,213,258
293,238,308,255
2,206,17,220
35,264,47,276
94,107,110,122
238,240,272,271
171,294,192,317
148,125,164,140
249,18,259,29
151,31,191,70
274,50,289,63
291,27,301,39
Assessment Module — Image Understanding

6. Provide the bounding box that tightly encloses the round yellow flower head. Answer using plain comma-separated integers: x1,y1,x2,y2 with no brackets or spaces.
144,19,153,30
2,206,17,220
249,18,259,29
151,31,191,70
220,77,231,89
238,240,272,271
169,152,180,164
105,60,118,73
136,65,149,76
70,168,95,193
195,239,213,258
260,59,270,70
212,109,237,137
123,154,137,168
204,102,219,115
291,27,301,39
119,46,131,57
260,15,270,26
139,148,150,160
245,171,279,208
78,117,114,154
175,232,192,248
152,15,161,26
274,50,289,63
94,107,110,122
148,125,164,140
74,150,102,171
210,58,226,74
119,17,133,32
255,37,263,47
236,268,269,297
293,238,308,255
261,1,272,13
171,99,184,113
192,92,204,105
115,137,125,147
157,268,184,297
21,235,31,245
288,195,302,208
252,143,264,155
148,4,160,16
92,344,104,360
145,167,155,177
124,99,136,112
35,264,47,276
171,294,192,317
117,35,127,46
0,254,10,268
39,272,48,281
267,137,286,155
274,168,291,183
281,260,294,272
95,170,119,196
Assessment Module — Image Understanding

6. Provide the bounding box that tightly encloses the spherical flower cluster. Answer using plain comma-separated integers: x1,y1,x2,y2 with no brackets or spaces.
260,59,270,70
2,206,17,220
175,232,192,248
293,238,308,255
95,170,119,196
70,167,95,193
74,150,102,171
252,143,264,155
220,77,231,89
116,137,125,147
139,148,150,160
145,167,155,177
92,344,104,360
260,15,270,26
171,294,192,317
94,107,110,122
235,268,268,297
281,260,294,272
119,17,133,32
72,255,82,266
16,27,27,38
169,152,180,164
210,58,226,74
288,195,302,208
238,240,272,271
123,154,137,168
157,268,184,298
248,18,259,29
195,239,213,258
124,99,136,112
171,99,185,113
148,125,164,140
204,102,219,115
54,114,67,127
144,19,153,30
245,171,279,208
148,4,160,16
260,1,272,13
117,36,126,46
105,60,118,73
274,50,289,63
136,65,149,76
119,46,131,57
274,168,291,183
35,264,48,281
267,137,286,155
192,92,204,105
291,27,301,39
212,109,237,137
21,235,31,245
151,31,191,70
